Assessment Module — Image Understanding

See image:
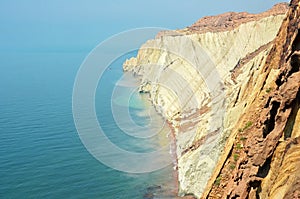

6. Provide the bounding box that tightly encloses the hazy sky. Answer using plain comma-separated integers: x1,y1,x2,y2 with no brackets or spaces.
0,0,289,52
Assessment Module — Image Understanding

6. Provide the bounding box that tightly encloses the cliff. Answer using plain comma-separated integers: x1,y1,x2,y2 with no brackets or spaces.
210,1,300,198
123,2,299,198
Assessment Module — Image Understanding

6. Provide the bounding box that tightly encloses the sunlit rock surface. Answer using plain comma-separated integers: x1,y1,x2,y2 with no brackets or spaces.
123,3,290,198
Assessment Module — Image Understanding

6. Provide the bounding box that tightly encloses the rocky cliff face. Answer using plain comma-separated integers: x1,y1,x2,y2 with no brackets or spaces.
208,1,300,198
123,2,299,198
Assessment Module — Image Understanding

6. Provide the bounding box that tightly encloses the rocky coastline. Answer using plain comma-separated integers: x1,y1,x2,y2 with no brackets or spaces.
123,1,300,198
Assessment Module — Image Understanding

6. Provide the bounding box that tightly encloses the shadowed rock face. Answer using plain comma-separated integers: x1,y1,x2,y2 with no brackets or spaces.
123,2,299,199
291,51,300,72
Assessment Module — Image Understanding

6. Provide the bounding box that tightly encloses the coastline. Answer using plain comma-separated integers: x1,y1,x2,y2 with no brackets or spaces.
122,3,289,198
166,120,197,199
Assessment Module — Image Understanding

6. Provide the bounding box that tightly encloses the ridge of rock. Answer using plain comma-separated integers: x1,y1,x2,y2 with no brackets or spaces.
156,3,288,38
207,1,300,198
187,3,288,34
122,2,292,199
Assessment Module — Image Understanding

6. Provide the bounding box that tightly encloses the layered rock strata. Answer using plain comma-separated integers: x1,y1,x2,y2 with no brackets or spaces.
123,3,294,199
208,1,300,198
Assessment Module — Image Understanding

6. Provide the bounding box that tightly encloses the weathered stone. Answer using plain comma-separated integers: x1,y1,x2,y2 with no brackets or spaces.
121,2,300,199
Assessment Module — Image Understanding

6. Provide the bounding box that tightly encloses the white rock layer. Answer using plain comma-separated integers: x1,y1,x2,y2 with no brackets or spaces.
123,14,285,198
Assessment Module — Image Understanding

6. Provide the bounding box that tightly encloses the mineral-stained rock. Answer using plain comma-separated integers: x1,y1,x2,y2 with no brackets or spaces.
259,137,300,199
214,0,300,198
122,1,300,199
185,3,288,35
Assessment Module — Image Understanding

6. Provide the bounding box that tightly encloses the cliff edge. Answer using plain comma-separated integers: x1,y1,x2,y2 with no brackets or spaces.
122,2,299,198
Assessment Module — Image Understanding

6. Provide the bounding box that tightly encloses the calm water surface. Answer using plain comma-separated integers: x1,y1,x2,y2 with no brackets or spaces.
0,52,176,198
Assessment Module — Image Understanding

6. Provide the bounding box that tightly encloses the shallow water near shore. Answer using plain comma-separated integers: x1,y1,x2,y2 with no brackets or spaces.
0,52,177,198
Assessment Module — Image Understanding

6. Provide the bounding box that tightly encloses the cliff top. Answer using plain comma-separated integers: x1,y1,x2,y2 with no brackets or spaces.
188,3,288,33
156,3,288,37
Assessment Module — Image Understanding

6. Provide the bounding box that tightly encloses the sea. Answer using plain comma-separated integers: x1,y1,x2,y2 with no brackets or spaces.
0,51,177,198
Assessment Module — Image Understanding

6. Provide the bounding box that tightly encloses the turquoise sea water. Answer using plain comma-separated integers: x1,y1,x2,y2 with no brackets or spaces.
0,52,176,198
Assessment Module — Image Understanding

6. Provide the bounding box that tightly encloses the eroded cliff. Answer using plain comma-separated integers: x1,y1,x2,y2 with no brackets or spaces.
208,1,300,198
122,2,299,198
